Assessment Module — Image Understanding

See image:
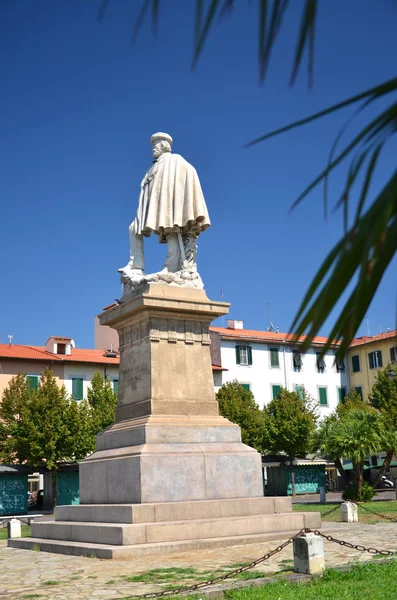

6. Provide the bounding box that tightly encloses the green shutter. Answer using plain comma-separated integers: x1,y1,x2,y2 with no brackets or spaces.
338,387,347,403
113,379,119,395
319,387,327,405
355,386,363,399
72,378,84,400
247,346,253,365
294,385,304,400
270,348,279,368
27,375,38,390
377,351,383,368
272,385,281,399
241,383,250,391
352,355,360,372
235,345,241,364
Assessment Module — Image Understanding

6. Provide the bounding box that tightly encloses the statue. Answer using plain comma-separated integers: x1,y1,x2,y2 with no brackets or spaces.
119,132,210,292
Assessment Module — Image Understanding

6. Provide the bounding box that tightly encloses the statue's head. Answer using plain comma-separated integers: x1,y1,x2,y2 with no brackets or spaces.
150,132,173,158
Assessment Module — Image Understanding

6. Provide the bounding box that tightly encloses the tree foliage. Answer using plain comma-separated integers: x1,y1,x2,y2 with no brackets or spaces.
369,366,397,484
0,370,117,469
98,1,397,354
216,381,265,452
262,387,317,458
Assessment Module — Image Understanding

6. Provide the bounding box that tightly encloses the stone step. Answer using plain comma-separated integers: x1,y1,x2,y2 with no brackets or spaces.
55,496,292,524
32,511,320,546
9,525,317,559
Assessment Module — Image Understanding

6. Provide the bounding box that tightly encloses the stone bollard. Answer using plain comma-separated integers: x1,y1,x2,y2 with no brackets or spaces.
340,501,358,522
293,532,325,575
7,518,22,539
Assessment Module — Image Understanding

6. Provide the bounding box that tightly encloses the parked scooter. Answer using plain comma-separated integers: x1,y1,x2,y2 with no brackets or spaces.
380,475,394,488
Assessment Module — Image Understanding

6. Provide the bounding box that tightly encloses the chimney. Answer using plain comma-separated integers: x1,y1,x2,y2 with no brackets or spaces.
8,334,13,347
227,320,244,330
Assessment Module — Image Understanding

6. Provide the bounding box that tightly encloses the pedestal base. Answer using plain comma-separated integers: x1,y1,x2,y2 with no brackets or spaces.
9,497,321,558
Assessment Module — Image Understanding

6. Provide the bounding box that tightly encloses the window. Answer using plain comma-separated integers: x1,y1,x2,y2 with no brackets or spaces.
235,345,252,366
272,385,281,399
292,350,302,371
390,347,397,363
113,379,119,395
270,347,279,368
72,377,84,401
352,355,360,373
316,353,326,373
338,387,347,403
294,384,305,400
318,387,328,406
26,375,39,391
335,355,345,373
240,383,251,391
368,350,383,370
355,386,363,399
57,343,66,355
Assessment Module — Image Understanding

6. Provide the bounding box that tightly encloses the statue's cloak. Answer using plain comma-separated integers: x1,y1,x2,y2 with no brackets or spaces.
134,152,210,243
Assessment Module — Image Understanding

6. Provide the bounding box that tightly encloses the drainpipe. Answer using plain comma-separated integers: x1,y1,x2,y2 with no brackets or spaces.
282,341,288,389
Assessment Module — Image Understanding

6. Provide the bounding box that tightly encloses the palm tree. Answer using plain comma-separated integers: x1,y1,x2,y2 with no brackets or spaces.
325,409,388,499
97,1,397,356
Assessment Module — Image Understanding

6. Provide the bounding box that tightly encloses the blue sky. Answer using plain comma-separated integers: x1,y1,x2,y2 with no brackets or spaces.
1,0,396,348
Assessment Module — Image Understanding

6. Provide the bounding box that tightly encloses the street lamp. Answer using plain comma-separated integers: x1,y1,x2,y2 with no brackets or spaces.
387,368,396,380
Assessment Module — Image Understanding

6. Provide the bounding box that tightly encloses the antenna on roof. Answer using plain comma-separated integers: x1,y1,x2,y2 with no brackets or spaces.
366,316,370,336
8,334,13,347
220,289,224,327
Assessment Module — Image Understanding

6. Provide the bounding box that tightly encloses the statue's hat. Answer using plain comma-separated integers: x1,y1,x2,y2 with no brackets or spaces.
150,132,173,146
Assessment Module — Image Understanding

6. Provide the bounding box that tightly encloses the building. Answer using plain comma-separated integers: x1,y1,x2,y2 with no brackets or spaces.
210,320,349,415
347,330,397,402
0,336,120,400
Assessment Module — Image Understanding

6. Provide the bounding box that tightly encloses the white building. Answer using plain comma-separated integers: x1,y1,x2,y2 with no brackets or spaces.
210,320,349,416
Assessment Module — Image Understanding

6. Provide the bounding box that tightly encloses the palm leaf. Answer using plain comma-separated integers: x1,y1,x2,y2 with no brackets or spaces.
290,0,317,87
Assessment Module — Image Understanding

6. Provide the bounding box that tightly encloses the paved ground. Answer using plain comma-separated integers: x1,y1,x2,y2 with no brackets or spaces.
1,521,397,599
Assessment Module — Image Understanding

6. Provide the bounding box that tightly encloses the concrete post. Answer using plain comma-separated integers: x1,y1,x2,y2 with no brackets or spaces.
319,485,326,504
293,532,325,574
340,501,358,522
7,518,21,539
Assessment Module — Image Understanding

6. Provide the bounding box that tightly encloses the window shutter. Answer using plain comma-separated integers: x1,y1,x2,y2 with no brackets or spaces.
390,347,397,362
113,379,119,395
72,378,84,401
319,388,327,405
377,351,383,367
338,387,346,403
368,353,374,369
241,383,250,391
270,348,279,367
247,346,253,365
235,345,241,364
352,355,360,372
355,386,363,398
27,375,38,391
272,385,281,399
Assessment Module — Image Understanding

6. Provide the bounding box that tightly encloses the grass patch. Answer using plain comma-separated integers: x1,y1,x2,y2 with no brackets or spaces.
42,580,60,586
293,500,397,523
22,596,44,599
31,544,40,552
0,524,31,540
126,567,199,584
128,559,397,600
106,580,116,585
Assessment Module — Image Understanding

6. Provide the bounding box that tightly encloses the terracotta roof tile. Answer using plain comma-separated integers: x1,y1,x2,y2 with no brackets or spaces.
209,327,340,346
349,330,397,348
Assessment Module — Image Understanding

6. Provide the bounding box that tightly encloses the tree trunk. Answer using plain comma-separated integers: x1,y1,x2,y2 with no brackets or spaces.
335,457,348,488
353,460,364,500
372,448,394,487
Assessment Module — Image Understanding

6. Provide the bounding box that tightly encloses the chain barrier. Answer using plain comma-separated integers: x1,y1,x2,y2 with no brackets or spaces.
353,502,397,523
1,517,31,526
113,526,397,600
319,504,340,518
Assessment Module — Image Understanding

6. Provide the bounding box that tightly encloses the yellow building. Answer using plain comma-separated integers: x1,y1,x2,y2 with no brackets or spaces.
347,330,397,401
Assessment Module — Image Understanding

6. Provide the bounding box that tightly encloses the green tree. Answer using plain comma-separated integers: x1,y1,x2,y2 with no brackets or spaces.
216,381,265,452
263,387,318,494
320,409,388,499
369,366,397,485
86,372,117,436
98,1,397,354
0,374,34,464
336,389,370,419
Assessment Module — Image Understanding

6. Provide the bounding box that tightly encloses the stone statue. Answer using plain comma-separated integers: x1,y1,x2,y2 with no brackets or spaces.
119,132,210,292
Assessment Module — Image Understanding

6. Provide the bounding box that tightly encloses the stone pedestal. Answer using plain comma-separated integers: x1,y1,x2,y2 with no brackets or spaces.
340,501,358,523
293,532,325,575
9,285,321,558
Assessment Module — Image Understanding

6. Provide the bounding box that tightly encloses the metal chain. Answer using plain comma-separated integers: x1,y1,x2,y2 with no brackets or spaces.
353,502,397,523
319,504,340,518
1,517,30,526
114,530,303,600
304,528,397,556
